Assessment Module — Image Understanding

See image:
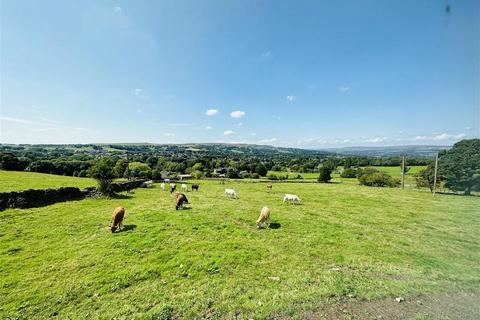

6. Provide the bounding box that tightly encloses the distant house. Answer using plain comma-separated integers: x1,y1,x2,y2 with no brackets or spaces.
213,168,228,175
177,174,192,180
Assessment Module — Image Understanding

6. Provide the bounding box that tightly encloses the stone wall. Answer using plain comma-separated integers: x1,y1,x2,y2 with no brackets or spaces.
0,180,147,210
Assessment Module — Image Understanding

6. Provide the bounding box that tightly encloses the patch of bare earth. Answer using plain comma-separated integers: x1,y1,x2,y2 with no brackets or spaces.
278,292,480,320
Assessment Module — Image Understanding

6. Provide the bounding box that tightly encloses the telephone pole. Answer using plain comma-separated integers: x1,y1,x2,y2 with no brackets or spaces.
401,155,405,189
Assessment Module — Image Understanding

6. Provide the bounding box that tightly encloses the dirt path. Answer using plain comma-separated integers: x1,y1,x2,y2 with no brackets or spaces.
281,292,480,320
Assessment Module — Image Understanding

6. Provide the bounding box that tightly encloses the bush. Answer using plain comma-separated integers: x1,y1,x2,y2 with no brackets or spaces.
88,158,116,195
129,162,152,179
340,167,362,178
358,168,399,187
318,166,332,183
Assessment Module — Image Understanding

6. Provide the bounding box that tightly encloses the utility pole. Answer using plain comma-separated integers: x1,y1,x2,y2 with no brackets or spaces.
401,155,405,189
433,152,439,196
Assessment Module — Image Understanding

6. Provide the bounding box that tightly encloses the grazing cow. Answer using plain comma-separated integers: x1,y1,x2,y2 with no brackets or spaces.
175,192,189,210
170,183,177,194
266,184,273,190
256,206,270,228
283,194,301,204
110,206,125,233
191,183,199,191
160,183,166,191
225,188,238,199
181,183,188,192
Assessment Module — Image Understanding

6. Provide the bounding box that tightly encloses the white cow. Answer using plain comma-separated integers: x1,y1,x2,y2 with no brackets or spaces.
283,193,301,204
182,183,188,192
160,183,166,191
225,188,238,199
143,180,153,188
256,207,270,228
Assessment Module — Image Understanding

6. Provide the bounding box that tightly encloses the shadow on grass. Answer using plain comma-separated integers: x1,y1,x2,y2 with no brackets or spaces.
269,222,281,229
111,193,133,199
436,191,479,197
178,206,192,210
122,224,137,232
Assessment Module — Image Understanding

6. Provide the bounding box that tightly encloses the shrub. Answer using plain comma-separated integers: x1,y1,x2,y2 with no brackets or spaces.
318,166,332,183
358,168,399,187
88,158,116,195
340,167,362,178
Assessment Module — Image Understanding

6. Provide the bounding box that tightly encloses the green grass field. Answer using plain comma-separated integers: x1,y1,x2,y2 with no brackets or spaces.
1,173,478,319
0,170,96,192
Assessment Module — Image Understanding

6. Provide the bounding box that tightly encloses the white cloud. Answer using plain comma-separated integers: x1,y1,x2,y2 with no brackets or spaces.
223,130,235,136
133,88,148,99
74,127,90,131
465,126,472,131
363,137,388,143
206,109,219,116
257,138,277,145
39,117,61,124
286,95,296,102
414,133,466,141
205,126,212,130
237,122,243,127
230,111,246,118
261,50,271,58
113,6,122,14
164,133,175,137
339,86,351,93
251,132,257,136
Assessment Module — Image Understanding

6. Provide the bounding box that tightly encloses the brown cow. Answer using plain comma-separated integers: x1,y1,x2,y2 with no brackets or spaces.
111,206,125,233
266,184,273,190
175,193,189,210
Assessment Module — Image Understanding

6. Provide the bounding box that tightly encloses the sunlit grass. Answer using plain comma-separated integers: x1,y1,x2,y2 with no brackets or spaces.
1,173,478,319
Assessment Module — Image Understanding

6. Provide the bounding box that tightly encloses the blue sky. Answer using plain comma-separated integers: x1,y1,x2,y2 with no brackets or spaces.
1,0,478,148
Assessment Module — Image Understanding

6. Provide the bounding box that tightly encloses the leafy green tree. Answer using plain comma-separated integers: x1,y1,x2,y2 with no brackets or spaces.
88,158,116,195
255,163,268,177
128,162,152,179
318,166,332,183
438,139,480,195
113,159,129,178
415,164,436,192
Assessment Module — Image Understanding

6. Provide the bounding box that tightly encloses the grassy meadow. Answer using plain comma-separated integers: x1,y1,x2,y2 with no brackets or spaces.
0,170,96,192
1,173,479,319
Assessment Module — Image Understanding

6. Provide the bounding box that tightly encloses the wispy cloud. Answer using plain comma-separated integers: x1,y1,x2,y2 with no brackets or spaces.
164,132,175,137
286,95,296,102
206,109,219,116
261,50,271,58
237,122,243,127
205,126,212,130
251,132,257,136
414,133,466,141
167,123,190,127
307,83,318,90
132,88,148,99
1,116,56,127
230,111,246,119
258,138,277,144
224,130,235,136
136,109,143,113
39,117,61,124
113,6,122,14
363,136,387,143
339,86,351,93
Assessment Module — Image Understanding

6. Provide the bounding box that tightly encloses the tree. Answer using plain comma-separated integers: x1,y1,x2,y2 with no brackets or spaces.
113,159,129,178
128,162,152,179
318,166,332,183
88,158,116,195
254,163,268,177
415,165,436,192
438,139,480,195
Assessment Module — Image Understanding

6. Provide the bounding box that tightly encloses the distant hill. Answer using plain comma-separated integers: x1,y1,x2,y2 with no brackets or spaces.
320,145,450,158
